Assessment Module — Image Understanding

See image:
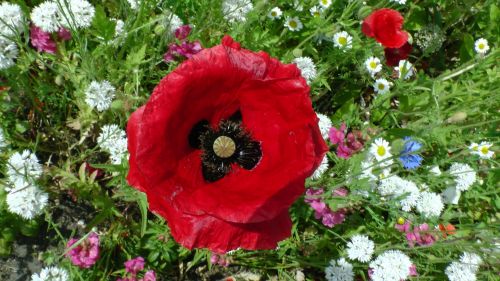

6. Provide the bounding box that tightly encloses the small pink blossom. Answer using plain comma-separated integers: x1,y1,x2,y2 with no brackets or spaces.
141,270,156,281
58,27,72,41
174,25,192,40
336,143,352,159
30,25,57,53
395,221,411,233
164,41,202,62
305,188,346,228
124,257,145,275
409,264,418,276
66,232,100,269
328,123,346,145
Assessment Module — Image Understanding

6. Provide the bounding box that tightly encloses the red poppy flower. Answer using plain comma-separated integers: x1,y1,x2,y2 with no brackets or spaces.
362,8,408,48
127,36,328,253
384,42,413,66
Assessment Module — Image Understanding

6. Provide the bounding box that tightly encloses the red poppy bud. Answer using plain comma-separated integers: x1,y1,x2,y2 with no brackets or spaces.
362,8,409,48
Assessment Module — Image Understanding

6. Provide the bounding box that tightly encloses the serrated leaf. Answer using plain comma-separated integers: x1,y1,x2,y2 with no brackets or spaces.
92,5,116,41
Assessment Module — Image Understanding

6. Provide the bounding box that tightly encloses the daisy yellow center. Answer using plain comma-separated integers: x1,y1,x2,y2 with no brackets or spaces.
370,61,377,69
472,145,478,151
478,43,485,49
213,136,236,158
271,11,277,17
314,12,320,17
480,146,489,154
338,36,347,46
377,145,386,156
322,0,329,4
289,20,298,28
378,83,385,90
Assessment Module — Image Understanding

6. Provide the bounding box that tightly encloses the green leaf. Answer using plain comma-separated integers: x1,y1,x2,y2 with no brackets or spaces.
137,192,148,237
125,44,147,70
92,5,116,41
459,34,474,62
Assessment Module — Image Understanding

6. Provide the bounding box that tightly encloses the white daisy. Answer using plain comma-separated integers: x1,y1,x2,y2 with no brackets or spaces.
370,250,412,281
448,163,476,192
222,0,253,23
468,142,479,154
460,252,482,271
415,191,444,218
319,0,333,9
0,38,18,70
97,124,128,164
31,1,61,33
7,150,43,186
6,179,48,220
268,7,282,20
310,6,322,17
445,261,477,281
476,142,494,159
284,16,303,32
395,60,414,80
373,78,391,94
346,235,374,263
316,113,332,140
429,165,442,176
0,2,24,37
390,0,407,4
365,57,382,76
127,0,139,10
333,31,353,50
370,138,392,161
474,38,489,55
441,186,461,205
84,80,116,112
310,154,328,180
31,266,69,281
293,56,317,83
58,0,95,29
325,258,354,281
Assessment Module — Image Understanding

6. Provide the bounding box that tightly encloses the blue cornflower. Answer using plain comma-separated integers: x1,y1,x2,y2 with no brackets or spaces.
399,137,423,170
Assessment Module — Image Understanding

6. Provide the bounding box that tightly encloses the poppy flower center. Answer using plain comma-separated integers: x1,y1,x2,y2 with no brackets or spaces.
188,112,262,182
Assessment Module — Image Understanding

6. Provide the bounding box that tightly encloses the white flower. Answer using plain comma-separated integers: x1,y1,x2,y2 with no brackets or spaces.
0,38,18,70
369,250,412,281
222,0,253,23
310,6,322,17
31,266,69,281
429,165,442,176
373,78,390,94
415,191,444,218
6,180,48,220
468,142,479,154
293,56,317,83
97,124,128,164
310,154,328,180
31,1,61,33
284,16,303,31
474,38,489,55
396,179,420,212
395,60,414,80
333,31,353,50
319,0,333,9
114,19,125,37
268,7,282,20
390,0,407,4
127,0,139,10
365,57,382,76
325,258,354,281
0,128,6,148
0,2,24,36
441,186,461,205
316,113,332,140
7,150,43,186
58,0,95,29
445,261,477,281
448,163,476,192
370,138,392,161
84,80,116,112
346,235,374,263
164,12,183,34
460,252,482,271
378,175,405,196
476,142,494,159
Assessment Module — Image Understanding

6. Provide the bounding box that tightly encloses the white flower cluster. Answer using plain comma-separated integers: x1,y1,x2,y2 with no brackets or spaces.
31,0,95,32
31,266,69,281
0,2,24,70
127,0,139,10
369,250,412,281
441,162,477,205
325,258,354,281
97,124,128,164
316,112,332,140
378,175,421,212
346,234,374,263
164,12,183,34
293,57,317,84
222,0,253,23
445,252,482,281
5,150,48,219
84,80,116,112
415,191,444,218
0,38,18,70
310,154,328,180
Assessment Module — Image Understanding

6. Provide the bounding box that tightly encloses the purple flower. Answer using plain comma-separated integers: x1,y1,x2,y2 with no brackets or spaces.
174,25,192,40
30,25,57,53
140,270,156,281
58,27,72,41
124,257,145,275
66,232,100,269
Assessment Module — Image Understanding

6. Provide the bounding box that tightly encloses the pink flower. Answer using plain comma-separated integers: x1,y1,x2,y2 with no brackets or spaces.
140,270,156,281
409,264,418,276
117,278,135,281
395,221,411,233
346,130,364,152
305,188,346,228
321,209,346,227
163,41,203,62
398,222,436,247
58,27,72,41
124,257,145,275
336,143,352,159
174,25,192,40
66,232,100,269
328,123,346,145
333,187,349,197
30,25,57,53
